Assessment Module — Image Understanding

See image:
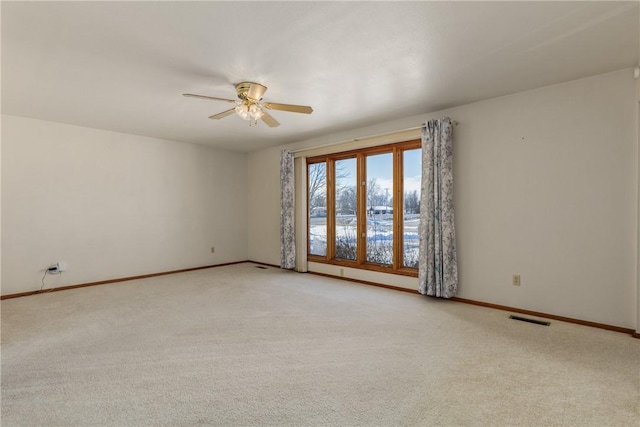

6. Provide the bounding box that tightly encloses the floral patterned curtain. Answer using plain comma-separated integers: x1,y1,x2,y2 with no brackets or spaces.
280,150,296,269
418,118,458,298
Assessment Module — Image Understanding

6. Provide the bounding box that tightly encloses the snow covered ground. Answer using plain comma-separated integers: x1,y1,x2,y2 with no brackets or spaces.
309,214,419,266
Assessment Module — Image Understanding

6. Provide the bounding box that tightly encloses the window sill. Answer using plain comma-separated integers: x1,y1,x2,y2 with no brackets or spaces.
307,256,418,278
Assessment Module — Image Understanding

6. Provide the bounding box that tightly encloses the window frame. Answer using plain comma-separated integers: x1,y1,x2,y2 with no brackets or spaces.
307,139,421,277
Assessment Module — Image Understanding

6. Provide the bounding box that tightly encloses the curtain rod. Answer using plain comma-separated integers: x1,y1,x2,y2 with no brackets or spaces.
292,120,458,154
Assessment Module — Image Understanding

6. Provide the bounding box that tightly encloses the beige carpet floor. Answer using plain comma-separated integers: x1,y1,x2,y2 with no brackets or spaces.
1,263,639,426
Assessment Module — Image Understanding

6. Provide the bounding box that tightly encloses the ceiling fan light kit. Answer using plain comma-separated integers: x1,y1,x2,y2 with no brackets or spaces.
235,103,264,122
183,81,313,128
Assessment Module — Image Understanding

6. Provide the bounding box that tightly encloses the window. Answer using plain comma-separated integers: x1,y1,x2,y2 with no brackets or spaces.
308,162,327,256
335,158,357,261
402,149,421,268
307,139,421,276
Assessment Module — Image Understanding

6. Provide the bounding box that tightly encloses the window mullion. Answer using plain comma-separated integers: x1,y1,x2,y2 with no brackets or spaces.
327,159,336,261
392,147,399,271
356,153,366,265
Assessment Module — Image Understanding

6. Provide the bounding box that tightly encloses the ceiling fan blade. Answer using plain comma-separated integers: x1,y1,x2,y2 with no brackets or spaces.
261,110,280,127
208,108,236,120
263,102,313,114
183,93,237,103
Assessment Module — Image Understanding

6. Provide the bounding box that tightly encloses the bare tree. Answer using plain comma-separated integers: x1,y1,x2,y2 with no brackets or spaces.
308,162,349,209
404,190,420,214
308,163,327,209
367,178,379,209
337,185,356,214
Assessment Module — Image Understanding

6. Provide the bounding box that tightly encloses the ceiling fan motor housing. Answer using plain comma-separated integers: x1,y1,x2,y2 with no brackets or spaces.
236,82,267,102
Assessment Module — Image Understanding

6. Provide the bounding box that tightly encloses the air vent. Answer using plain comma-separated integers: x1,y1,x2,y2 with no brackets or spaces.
509,315,550,326
255,266,268,270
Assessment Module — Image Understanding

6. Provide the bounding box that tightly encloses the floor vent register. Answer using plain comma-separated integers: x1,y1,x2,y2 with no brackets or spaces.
509,315,550,326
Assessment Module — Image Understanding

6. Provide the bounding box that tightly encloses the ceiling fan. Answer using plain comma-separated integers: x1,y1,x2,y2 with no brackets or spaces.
183,82,313,127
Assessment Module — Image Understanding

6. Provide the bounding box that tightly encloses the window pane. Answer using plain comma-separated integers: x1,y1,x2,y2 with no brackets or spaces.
308,162,327,256
334,158,357,260
403,149,421,268
366,152,393,264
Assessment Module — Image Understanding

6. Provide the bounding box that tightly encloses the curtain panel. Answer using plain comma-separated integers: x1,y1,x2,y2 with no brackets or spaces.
280,150,296,269
418,118,458,298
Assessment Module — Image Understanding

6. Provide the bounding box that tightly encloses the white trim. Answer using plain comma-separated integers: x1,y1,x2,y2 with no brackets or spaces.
294,156,308,273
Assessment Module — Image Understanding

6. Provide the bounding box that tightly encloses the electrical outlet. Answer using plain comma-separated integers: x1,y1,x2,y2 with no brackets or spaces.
512,274,521,286
210,247,215,254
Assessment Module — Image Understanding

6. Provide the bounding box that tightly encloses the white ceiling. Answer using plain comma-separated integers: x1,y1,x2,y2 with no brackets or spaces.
2,1,638,152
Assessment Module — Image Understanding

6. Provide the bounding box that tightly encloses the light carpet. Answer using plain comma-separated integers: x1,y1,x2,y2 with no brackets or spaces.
1,263,639,426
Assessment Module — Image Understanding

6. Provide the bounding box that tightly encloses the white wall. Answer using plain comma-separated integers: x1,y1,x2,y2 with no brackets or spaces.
2,115,248,295
0,113,2,290
1,7,3,290
247,147,282,265
247,68,639,329
637,71,640,335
